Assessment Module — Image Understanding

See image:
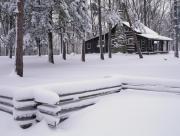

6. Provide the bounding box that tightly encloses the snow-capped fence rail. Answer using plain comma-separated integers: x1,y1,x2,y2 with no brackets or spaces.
0,77,122,129
122,82,180,94
13,98,37,128
36,85,122,127
0,88,38,128
0,95,13,115
1,77,180,129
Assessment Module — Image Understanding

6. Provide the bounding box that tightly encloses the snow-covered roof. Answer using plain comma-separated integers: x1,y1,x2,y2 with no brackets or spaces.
122,21,158,35
122,21,173,41
138,34,173,41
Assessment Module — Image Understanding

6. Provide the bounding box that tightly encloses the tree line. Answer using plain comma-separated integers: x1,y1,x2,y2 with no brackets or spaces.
0,0,176,77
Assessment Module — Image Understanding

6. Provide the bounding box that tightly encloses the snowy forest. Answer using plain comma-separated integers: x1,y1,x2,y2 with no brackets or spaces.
1,0,180,135
0,0,179,77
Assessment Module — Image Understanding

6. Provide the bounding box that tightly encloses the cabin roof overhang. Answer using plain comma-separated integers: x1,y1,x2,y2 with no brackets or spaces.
138,34,173,41
122,21,173,41
122,21,158,35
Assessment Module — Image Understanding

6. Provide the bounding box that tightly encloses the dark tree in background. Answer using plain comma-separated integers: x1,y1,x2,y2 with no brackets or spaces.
98,0,104,60
81,39,85,62
48,10,54,64
15,0,24,77
9,15,14,59
35,37,41,56
108,0,112,58
62,41,66,60
144,0,147,26
174,0,179,58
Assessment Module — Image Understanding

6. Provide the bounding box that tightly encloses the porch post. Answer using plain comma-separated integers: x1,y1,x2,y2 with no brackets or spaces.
150,40,153,52
152,40,154,52
149,40,152,52
166,41,169,52
158,41,160,51
162,41,164,51
147,40,149,52
160,41,163,51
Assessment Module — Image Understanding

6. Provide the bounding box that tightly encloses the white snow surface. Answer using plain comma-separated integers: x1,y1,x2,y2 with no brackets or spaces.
0,53,180,101
0,53,180,102
0,53,180,88
0,53,180,135
1,90,180,136
34,89,60,104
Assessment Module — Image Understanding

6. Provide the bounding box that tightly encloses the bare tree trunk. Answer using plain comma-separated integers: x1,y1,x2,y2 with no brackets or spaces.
9,44,13,58
9,15,14,59
5,46,8,56
48,10,54,63
108,0,112,58
15,0,24,77
48,32,54,63
72,25,75,53
60,30,63,54
62,26,67,60
174,0,179,58
144,0,147,26
62,40,66,60
123,3,143,59
90,0,94,36
36,37,41,56
66,40,69,54
98,0,104,60
0,44,1,56
81,39,85,62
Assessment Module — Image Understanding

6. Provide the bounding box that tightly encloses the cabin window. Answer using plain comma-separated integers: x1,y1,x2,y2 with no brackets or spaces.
141,40,145,47
141,40,145,45
87,44,91,49
128,38,134,44
125,27,129,32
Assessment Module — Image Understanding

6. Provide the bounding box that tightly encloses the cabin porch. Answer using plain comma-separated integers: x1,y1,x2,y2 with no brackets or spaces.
136,35,171,55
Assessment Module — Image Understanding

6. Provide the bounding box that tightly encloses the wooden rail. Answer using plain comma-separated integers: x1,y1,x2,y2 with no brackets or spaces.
0,92,38,128
0,84,121,128
0,96,13,115
37,85,121,127
13,98,37,129
1,81,179,129
122,82,180,94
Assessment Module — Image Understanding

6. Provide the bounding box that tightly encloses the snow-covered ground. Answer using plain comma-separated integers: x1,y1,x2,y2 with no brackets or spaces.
0,52,180,87
0,52,180,136
1,89,180,136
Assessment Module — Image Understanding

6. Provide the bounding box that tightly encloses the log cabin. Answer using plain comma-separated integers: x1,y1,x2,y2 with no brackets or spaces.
85,21,173,54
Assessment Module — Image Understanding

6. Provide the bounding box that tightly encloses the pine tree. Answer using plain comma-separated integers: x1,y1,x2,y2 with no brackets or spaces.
0,0,16,58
